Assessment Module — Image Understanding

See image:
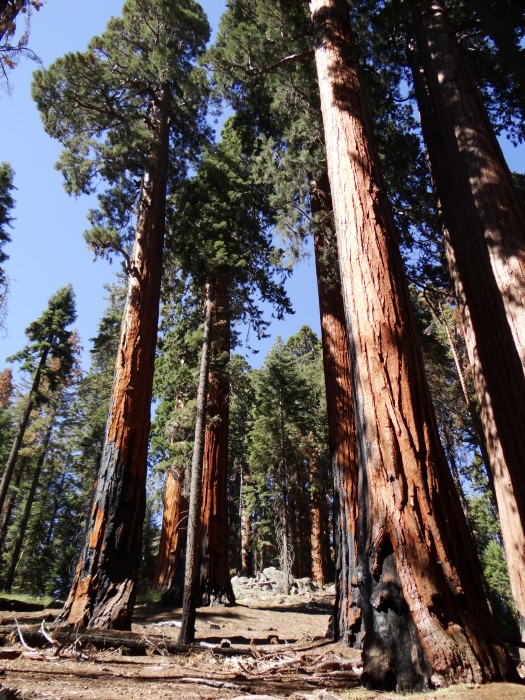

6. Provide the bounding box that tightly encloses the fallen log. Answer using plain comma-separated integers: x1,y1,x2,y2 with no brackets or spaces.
0,623,249,656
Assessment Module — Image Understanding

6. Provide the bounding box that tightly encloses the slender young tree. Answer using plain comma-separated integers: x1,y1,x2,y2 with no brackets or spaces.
0,285,76,517
33,0,210,630
3,419,52,591
178,280,215,645
309,0,511,688
0,162,15,327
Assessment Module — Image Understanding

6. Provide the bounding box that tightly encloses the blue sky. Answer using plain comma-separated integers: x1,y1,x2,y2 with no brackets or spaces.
0,0,321,378
1,1,523,380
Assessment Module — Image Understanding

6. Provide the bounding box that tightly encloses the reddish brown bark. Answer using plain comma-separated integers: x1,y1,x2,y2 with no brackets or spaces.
153,466,188,592
240,472,252,577
310,0,511,689
409,0,525,637
310,172,359,640
199,277,235,606
58,87,170,631
309,452,325,587
0,368,12,410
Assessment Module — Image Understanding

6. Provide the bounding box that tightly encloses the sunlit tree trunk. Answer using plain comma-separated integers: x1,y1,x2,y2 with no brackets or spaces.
309,0,511,689
153,466,188,592
58,87,170,631
240,471,252,577
309,451,325,587
409,0,525,644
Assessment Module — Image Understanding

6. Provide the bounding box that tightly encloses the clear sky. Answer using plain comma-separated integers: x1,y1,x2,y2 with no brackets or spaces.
0,0,321,378
0,1,523,380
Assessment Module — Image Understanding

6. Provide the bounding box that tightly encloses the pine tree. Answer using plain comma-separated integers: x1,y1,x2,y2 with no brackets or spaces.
33,0,211,630
0,285,77,519
248,337,312,588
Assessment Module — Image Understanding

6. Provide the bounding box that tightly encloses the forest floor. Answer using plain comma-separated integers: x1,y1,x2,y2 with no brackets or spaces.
0,590,524,700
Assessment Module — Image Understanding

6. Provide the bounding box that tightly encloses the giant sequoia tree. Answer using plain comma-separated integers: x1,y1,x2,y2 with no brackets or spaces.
407,0,525,640
309,0,510,689
33,0,210,630
211,3,361,636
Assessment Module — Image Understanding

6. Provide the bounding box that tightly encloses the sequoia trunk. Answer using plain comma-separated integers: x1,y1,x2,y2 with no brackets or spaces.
153,466,188,592
240,471,252,576
310,0,511,689
309,453,325,587
199,277,235,606
310,171,359,641
58,87,170,630
409,0,525,638
470,0,525,105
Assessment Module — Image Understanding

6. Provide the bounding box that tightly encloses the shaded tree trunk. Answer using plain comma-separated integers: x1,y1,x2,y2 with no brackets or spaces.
4,421,51,591
409,0,525,641
199,277,235,606
310,0,512,689
469,0,525,106
58,86,171,631
310,171,359,640
153,466,188,592
178,279,215,645
0,455,27,552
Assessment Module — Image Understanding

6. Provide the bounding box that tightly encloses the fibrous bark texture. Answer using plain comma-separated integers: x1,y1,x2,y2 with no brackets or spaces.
409,0,525,637
199,278,235,606
309,453,325,587
310,172,359,643
153,466,188,593
310,0,511,689
58,89,170,631
240,472,252,577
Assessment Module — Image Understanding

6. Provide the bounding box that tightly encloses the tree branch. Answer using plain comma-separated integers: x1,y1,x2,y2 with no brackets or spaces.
245,49,314,77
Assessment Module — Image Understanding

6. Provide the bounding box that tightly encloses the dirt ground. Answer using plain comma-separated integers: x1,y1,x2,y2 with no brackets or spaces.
0,592,524,700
